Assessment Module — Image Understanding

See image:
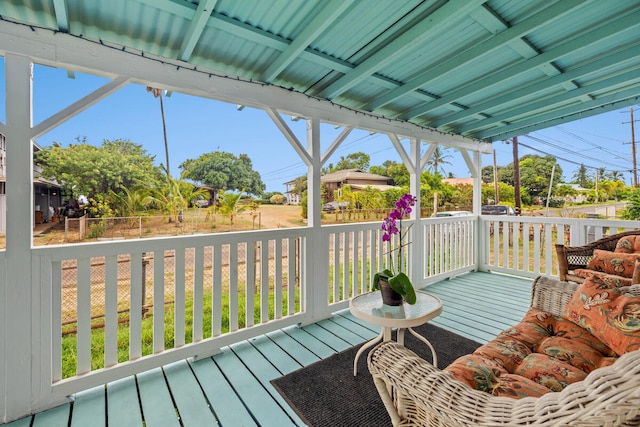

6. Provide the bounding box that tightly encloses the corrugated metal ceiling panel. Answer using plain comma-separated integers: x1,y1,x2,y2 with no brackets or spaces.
0,0,638,142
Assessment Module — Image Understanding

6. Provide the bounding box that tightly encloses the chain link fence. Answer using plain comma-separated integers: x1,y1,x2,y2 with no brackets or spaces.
60,239,301,334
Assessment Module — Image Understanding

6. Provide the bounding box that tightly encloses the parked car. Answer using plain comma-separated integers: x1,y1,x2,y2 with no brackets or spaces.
322,201,349,212
481,205,515,215
432,210,473,217
194,198,212,208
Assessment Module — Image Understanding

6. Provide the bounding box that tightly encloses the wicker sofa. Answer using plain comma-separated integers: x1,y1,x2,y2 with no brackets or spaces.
556,229,640,285
368,276,640,426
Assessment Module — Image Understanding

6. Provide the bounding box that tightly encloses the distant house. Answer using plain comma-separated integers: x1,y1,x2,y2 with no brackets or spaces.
321,169,397,201
563,183,590,204
283,179,301,205
0,135,63,232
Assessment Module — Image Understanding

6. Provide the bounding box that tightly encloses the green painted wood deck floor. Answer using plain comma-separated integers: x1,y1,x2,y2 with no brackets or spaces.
4,272,533,427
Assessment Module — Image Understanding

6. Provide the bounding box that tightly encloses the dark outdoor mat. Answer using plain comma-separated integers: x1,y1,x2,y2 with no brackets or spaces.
271,323,482,427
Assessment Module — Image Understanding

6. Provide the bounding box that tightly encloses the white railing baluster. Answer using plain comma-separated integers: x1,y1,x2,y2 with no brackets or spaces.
174,249,185,348
193,246,204,342
245,240,255,328
104,255,118,366
212,244,222,337
288,237,297,315
52,260,62,382
153,250,165,354
229,243,239,332
260,239,269,323
129,252,143,360
76,258,91,375
274,238,283,319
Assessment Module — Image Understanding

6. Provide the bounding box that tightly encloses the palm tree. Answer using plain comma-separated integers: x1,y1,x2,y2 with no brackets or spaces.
426,146,453,175
149,176,208,224
608,170,625,182
146,86,171,177
215,191,247,225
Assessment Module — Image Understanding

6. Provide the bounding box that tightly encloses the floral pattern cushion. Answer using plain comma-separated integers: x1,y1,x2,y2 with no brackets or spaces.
585,249,640,278
563,276,640,355
573,269,632,288
614,235,640,253
444,307,617,399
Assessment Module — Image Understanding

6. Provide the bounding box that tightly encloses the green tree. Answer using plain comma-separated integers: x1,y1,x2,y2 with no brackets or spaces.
387,162,409,187
607,170,625,182
149,176,208,224
110,187,153,218
332,151,370,172
35,139,163,203
180,151,265,198
621,188,640,220
216,191,247,225
499,155,561,200
291,175,307,195
572,164,593,188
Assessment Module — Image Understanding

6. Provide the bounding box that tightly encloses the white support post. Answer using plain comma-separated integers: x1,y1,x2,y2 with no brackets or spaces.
304,118,330,320
3,54,35,422
409,138,424,287
472,150,485,272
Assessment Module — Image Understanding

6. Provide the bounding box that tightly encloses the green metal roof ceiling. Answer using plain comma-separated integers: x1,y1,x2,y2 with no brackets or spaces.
1,0,639,142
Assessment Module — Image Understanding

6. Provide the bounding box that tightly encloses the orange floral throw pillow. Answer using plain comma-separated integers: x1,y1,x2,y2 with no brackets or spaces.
585,249,640,278
563,276,640,356
614,235,640,253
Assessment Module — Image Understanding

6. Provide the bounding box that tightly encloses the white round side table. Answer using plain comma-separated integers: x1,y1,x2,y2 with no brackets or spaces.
349,290,443,376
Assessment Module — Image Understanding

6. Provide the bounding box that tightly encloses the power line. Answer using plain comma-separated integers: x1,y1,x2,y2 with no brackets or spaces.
521,135,631,171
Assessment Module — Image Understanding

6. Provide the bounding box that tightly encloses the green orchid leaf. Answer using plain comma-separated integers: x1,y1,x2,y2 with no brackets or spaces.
371,269,394,291
388,272,417,304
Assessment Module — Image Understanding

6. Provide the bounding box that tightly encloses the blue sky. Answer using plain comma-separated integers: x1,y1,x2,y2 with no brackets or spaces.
2,61,638,192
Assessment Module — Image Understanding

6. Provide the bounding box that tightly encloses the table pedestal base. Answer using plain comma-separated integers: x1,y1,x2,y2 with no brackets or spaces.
353,327,437,376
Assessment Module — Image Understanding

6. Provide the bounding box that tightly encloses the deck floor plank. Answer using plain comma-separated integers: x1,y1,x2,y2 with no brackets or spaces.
162,360,218,426
70,385,105,427
136,367,181,427
31,403,70,427
280,325,337,359
190,357,259,427
265,329,322,366
246,334,302,374
211,345,299,426
300,322,352,351
329,312,379,339
228,340,306,426
105,376,143,427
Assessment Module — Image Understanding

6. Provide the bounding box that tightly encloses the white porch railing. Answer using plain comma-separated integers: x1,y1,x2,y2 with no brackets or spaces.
15,215,640,414
479,215,640,278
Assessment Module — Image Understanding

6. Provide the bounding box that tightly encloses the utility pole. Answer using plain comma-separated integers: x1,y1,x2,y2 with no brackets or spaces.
624,106,638,187
512,136,522,215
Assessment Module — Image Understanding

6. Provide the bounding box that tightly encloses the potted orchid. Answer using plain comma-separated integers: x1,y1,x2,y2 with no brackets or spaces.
371,193,417,305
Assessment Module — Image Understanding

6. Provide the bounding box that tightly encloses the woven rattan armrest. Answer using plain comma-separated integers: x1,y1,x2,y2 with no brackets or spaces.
530,275,579,316
556,230,640,282
368,342,640,426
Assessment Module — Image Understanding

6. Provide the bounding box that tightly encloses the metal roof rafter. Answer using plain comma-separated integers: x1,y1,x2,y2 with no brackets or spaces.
431,43,640,129
319,0,485,100
364,0,583,112
458,68,640,135
261,0,354,83
178,0,218,62
400,9,640,122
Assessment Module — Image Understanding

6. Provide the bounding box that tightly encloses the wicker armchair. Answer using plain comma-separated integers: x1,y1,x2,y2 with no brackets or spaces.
556,229,640,283
367,276,640,426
